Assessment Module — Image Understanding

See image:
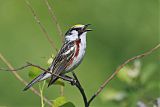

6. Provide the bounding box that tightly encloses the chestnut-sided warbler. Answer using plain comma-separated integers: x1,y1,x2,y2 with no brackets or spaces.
23,24,92,90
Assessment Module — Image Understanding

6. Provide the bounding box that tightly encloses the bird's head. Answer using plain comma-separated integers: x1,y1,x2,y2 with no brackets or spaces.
65,24,92,42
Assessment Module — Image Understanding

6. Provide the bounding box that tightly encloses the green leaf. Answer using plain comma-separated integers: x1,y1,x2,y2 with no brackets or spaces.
100,88,127,102
46,79,65,86
47,54,54,65
47,57,53,65
140,63,157,84
53,96,67,107
28,66,41,79
60,102,75,107
117,67,133,84
54,79,65,86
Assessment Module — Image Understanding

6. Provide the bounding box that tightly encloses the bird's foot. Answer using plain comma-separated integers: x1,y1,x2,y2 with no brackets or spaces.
70,78,77,86
60,74,77,85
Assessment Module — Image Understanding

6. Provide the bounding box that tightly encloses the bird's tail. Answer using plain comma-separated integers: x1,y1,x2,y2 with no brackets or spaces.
23,72,51,91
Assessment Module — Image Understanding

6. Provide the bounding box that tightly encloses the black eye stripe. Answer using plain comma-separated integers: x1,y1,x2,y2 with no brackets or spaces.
65,27,83,36
72,28,81,31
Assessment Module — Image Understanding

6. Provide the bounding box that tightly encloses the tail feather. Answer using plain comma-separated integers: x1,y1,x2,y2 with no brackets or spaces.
23,72,51,91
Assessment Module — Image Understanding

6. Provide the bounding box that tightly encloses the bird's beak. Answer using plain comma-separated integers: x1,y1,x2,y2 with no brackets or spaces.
84,24,92,32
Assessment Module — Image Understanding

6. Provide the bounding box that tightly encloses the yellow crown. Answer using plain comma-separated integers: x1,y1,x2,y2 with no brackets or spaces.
72,24,84,28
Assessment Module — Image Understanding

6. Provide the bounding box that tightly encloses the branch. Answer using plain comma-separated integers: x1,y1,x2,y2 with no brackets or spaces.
0,53,53,106
26,0,65,96
25,62,71,80
25,0,58,52
0,61,71,81
72,72,88,107
44,0,63,42
60,85,64,96
88,43,160,106
43,0,65,96
39,81,46,107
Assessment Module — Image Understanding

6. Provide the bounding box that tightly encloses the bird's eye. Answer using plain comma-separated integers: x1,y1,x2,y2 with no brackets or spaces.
78,29,81,32
68,32,72,35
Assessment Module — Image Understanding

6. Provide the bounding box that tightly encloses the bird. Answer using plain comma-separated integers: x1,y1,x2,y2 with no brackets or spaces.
23,24,92,91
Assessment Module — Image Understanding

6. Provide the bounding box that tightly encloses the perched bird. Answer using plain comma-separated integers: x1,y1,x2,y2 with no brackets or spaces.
23,24,92,91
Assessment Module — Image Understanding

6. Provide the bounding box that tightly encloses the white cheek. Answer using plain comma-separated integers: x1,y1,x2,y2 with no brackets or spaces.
65,30,78,41
71,30,78,36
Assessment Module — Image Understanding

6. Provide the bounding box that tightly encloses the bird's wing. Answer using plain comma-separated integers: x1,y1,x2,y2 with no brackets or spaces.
47,41,76,86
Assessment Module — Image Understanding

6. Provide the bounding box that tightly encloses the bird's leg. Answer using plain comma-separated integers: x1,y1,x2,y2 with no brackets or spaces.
60,74,77,85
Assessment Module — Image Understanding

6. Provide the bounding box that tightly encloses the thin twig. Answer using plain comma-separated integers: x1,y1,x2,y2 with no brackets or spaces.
43,0,64,96
44,0,63,42
27,62,70,80
0,53,53,106
39,81,46,107
72,72,88,107
25,0,58,52
60,85,64,96
0,61,71,81
0,64,31,71
88,43,160,106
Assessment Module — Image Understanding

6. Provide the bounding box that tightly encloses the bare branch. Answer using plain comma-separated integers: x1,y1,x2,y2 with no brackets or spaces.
43,0,65,96
0,64,31,71
25,0,58,52
72,72,88,107
60,85,64,96
44,0,64,42
0,61,72,81
26,62,71,80
88,43,160,106
0,53,53,106
26,0,65,97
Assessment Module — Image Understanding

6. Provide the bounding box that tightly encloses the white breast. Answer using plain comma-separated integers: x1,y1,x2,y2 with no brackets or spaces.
65,32,87,72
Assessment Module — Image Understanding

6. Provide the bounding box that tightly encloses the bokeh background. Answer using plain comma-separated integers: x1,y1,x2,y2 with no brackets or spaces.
0,0,159,107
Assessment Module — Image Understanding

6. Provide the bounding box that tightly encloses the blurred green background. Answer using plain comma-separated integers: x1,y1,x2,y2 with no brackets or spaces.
0,0,159,107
